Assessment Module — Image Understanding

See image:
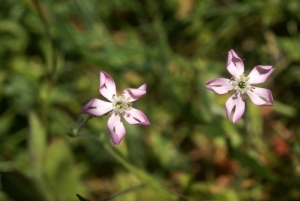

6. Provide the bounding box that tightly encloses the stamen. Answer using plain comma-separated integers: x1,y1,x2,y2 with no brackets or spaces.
231,72,253,95
112,94,132,116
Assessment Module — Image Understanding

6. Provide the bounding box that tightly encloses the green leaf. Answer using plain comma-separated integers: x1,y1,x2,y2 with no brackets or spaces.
227,139,278,182
102,137,180,201
272,101,296,117
0,109,14,137
28,110,52,201
28,110,46,176
45,139,86,201
76,194,90,201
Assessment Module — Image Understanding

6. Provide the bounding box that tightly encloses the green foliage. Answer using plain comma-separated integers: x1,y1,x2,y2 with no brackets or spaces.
1,0,300,200
76,194,90,201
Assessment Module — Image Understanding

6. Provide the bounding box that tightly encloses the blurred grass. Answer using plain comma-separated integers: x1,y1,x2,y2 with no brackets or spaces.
1,0,300,200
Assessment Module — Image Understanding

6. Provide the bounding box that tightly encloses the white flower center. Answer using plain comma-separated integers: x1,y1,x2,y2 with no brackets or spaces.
112,94,132,115
230,74,252,94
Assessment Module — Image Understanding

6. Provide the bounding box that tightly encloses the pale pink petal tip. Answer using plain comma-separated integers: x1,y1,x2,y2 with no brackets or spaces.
247,87,274,106
225,93,245,123
80,98,113,116
80,99,94,114
205,78,233,94
99,71,117,102
248,65,275,84
123,83,147,102
227,49,244,76
123,108,150,126
108,115,126,145
138,83,147,91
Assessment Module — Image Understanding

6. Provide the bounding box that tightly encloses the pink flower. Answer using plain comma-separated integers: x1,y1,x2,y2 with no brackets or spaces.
205,49,274,123
80,71,150,145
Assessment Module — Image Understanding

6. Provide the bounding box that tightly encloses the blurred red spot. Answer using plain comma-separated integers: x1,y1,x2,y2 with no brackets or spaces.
272,138,289,157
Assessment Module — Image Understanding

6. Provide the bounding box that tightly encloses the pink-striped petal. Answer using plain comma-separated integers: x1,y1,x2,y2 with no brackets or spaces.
99,71,117,102
107,114,126,145
227,49,244,77
248,65,274,84
225,93,245,123
205,78,234,94
123,108,150,125
246,87,274,106
80,98,113,116
122,84,147,102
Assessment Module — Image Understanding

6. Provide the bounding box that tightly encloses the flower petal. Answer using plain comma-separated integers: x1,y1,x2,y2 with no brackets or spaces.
246,87,274,106
227,49,244,77
205,78,233,94
107,114,126,145
122,84,147,102
99,71,117,102
248,65,274,84
80,98,113,116
137,83,147,91
123,108,150,125
225,93,245,123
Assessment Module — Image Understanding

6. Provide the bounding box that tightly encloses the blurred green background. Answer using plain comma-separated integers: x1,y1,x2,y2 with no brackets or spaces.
1,0,300,200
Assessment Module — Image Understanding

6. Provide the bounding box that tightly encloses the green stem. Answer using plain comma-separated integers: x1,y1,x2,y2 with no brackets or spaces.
78,132,187,200
102,143,180,200
32,0,58,84
78,114,92,129
68,114,92,137
244,101,251,150
100,184,145,201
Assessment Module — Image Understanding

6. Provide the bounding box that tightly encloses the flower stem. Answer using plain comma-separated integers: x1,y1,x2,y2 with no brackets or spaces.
100,184,145,201
68,114,92,137
77,132,187,200
78,114,93,129
32,0,58,84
